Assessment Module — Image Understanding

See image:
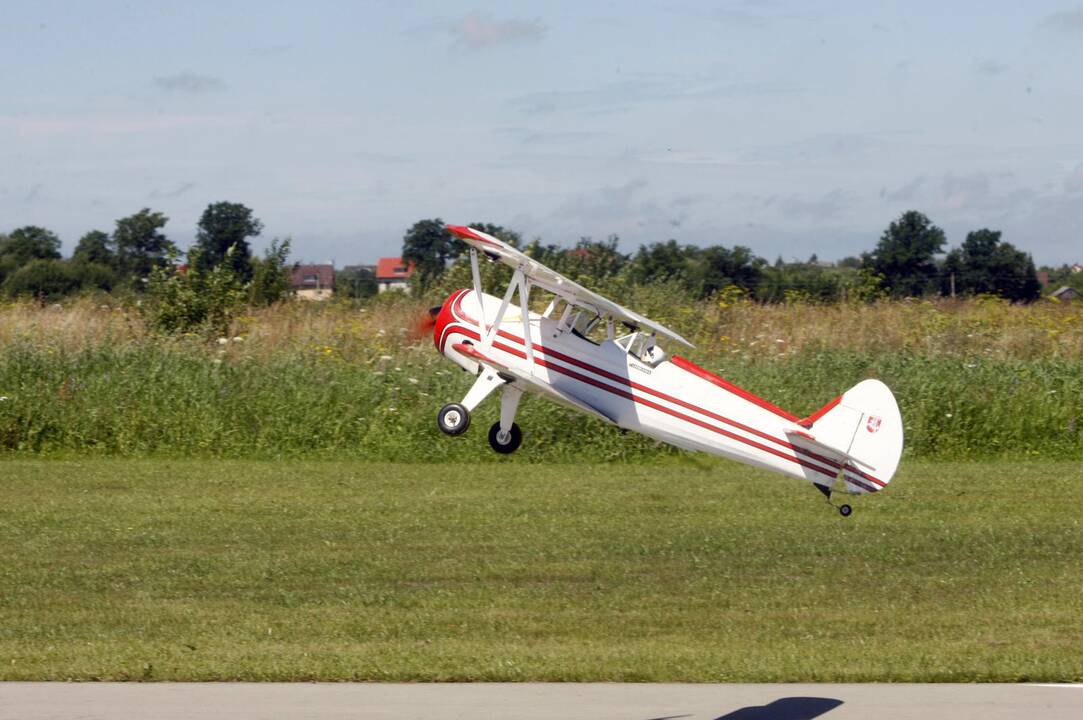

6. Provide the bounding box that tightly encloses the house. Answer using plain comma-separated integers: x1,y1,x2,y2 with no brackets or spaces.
375,257,415,293
291,263,335,301
1050,286,1080,302
1072,264,1083,274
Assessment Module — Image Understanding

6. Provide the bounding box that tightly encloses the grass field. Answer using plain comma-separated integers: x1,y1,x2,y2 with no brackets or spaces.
2,459,1080,682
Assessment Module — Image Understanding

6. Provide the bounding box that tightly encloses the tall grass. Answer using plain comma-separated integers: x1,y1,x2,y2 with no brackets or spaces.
1,294,1080,459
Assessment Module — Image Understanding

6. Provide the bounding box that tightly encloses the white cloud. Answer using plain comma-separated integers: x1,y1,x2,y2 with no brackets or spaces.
767,188,850,220
448,13,546,49
1064,163,1083,193
883,176,926,202
1039,8,1083,33
975,59,1008,76
152,72,225,94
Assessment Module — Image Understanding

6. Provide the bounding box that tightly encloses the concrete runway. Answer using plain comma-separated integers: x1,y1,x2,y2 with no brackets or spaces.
1,683,1081,720
2,684,1083,718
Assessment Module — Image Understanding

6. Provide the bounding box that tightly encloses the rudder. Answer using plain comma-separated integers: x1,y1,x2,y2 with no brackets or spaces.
800,379,903,493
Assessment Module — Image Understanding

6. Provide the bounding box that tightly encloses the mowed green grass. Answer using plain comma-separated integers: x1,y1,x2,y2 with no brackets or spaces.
1,459,1080,682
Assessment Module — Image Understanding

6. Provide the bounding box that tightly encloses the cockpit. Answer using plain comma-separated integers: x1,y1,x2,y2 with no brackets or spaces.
544,296,668,366
615,331,667,366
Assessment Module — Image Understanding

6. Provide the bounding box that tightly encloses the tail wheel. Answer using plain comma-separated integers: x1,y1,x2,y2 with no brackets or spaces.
838,504,853,517
488,422,522,454
437,403,471,436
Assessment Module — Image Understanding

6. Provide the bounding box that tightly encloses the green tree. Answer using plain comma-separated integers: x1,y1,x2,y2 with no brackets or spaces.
248,238,293,306
0,226,62,265
69,261,118,293
2,259,79,298
569,236,627,281
113,209,175,283
72,230,115,267
687,245,764,298
864,211,946,297
942,229,1040,302
194,202,262,281
626,240,697,285
336,265,379,299
402,218,458,295
755,261,846,303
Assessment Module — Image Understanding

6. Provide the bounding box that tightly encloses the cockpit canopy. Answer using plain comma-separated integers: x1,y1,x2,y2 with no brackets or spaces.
616,331,667,366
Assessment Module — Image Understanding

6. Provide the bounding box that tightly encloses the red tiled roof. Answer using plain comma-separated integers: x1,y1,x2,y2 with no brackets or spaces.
291,264,335,289
376,257,415,280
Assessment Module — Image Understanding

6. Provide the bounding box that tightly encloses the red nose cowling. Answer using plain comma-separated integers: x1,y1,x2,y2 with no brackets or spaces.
432,289,467,352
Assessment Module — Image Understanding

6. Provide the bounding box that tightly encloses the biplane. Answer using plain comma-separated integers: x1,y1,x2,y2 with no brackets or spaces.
427,225,903,516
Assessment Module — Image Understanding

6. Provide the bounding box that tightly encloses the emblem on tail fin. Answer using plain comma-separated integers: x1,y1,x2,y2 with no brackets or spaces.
866,415,882,433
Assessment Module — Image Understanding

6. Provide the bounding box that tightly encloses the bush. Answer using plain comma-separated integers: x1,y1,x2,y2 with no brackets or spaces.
144,249,244,336
3,260,81,299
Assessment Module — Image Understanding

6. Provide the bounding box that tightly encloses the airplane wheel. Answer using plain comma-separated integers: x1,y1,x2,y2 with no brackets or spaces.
437,403,471,436
839,504,853,517
488,422,522,454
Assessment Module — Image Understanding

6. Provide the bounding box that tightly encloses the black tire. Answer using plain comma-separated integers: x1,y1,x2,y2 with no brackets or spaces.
437,403,471,436
488,422,523,454
839,504,853,517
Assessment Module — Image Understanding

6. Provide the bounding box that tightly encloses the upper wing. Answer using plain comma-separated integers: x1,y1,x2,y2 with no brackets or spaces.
447,225,695,348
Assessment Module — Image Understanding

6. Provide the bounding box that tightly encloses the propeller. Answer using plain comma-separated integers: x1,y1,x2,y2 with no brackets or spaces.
410,305,442,341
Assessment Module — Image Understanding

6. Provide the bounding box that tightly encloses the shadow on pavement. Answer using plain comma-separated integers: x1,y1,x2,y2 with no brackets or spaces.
712,697,843,720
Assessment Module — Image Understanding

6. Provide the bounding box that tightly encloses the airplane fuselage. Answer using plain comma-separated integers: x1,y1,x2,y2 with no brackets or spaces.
433,289,885,494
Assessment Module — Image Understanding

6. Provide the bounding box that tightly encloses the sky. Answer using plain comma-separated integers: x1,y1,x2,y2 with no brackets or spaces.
2,0,1082,265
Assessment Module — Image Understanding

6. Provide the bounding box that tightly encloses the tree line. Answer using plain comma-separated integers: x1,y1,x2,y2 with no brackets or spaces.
0,202,291,306
396,211,1048,303
1,206,1059,306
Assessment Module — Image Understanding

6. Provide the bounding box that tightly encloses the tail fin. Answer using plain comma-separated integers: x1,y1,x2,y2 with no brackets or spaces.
795,379,903,494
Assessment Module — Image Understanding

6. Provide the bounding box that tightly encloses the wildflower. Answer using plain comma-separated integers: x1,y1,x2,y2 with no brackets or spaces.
377,330,386,336
232,336,243,343
379,355,392,361
0,396,8,402
408,378,419,384
217,337,228,346
945,413,953,418
213,358,222,365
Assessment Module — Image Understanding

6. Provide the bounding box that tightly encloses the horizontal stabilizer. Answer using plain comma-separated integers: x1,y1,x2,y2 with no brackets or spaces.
786,428,877,472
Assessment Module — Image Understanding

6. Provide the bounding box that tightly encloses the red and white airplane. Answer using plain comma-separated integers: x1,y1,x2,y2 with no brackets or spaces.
430,225,903,516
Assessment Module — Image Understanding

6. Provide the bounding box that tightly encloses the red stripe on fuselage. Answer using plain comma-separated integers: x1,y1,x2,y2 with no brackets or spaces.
670,355,800,423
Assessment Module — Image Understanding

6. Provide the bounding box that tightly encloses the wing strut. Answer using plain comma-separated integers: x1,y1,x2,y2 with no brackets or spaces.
518,275,534,367
483,268,520,352
480,267,534,377
469,247,484,332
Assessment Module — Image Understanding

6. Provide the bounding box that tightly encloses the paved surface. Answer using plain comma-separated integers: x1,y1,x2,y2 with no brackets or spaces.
1,683,1081,719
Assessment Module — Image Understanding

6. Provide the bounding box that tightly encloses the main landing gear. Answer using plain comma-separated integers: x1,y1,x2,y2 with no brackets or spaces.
815,483,853,517
488,422,522,453
436,370,525,454
437,403,471,436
